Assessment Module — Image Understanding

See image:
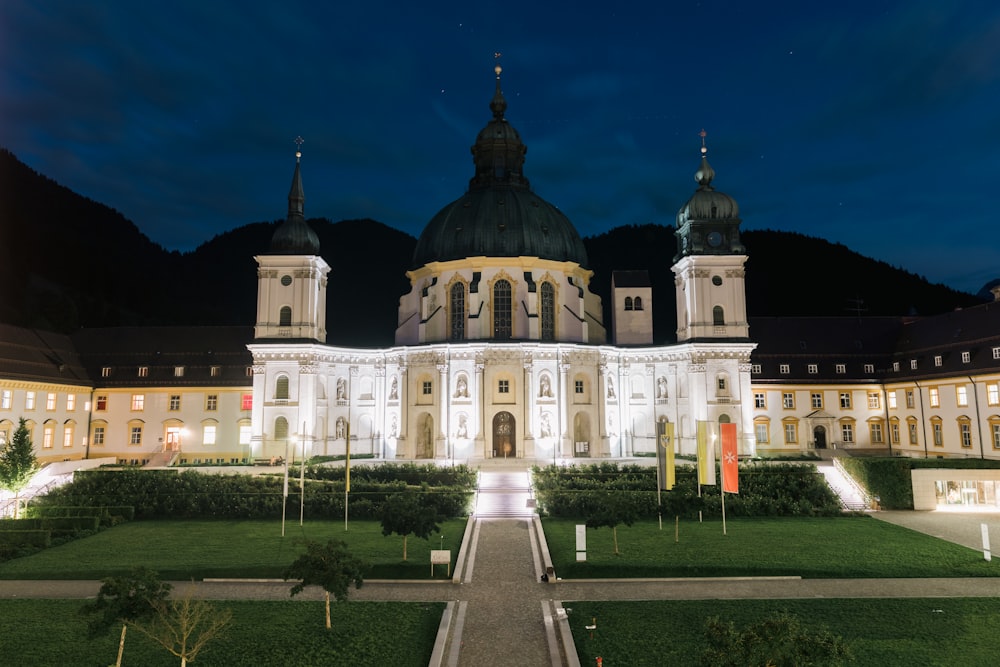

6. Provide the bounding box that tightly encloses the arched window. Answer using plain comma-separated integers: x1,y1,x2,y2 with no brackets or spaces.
624,296,633,311
634,296,643,310
274,417,288,440
450,282,466,341
279,306,292,327
493,279,512,339
540,282,555,341
275,375,289,400
713,305,725,326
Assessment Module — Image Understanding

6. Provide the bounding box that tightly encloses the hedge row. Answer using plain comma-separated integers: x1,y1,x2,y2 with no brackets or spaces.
532,462,843,520
34,466,475,521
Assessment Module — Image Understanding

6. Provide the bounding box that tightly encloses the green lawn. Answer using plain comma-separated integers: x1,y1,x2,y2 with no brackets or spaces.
543,516,1000,578
0,598,444,666
0,518,468,580
567,598,1000,666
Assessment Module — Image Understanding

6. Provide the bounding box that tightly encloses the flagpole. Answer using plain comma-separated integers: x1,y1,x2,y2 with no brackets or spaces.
344,421,351,532
299,421,306,526
721,455,727,535
281,439,289,537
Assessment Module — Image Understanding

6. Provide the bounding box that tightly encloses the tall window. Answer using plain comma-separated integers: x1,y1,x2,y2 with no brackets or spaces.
275,376,289,400
274,417,289,440
784,423,797,444
493,279,512,339
960,421,972,448
928,387,940,408
96,395,108,411
891,421,900,444
25,392,35,410
131,394,144,411
540,282,555,341
782,392,794,409
129,425,143,445
279,306,292,327
956,386,968,407
624,296,633,311
754,393,766,409
0,390,10,409
168,395,181,411
811,392,823,409
46,393,56,410
241,393,253,411
93,426,105,445
755,422,769,444
989,384,1000,406
206,395,218,411
203,425,217,445
932,421,943,446
905,390,915,409
888,391,897,409
908,422,918,445
66,394,75,411
870,422,883,443
633,296,643,310
450,282,466,341
839,392,852,409
713,306,725,326
841,423,854,443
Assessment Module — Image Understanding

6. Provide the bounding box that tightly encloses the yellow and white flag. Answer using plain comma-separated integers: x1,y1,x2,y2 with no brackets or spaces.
697,420,716,485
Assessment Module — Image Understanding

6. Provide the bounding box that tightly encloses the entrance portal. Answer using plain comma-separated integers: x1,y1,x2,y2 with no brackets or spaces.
493,412,516,458
814,425,827,449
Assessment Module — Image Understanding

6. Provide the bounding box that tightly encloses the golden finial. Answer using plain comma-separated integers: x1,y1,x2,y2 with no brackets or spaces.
294,135,304,160
494,51,502,77
699,129,708,156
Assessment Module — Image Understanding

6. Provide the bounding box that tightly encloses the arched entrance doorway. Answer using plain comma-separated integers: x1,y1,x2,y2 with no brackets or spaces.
493,411,515,458
814,425,827,449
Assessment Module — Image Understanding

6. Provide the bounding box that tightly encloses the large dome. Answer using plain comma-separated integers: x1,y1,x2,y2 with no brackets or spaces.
411,65,588,269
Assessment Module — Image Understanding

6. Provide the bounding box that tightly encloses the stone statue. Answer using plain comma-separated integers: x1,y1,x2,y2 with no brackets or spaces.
389,414,398,438
657,376,668,399
454,375,469,398
607,377,616,399
336,377,347,400
335,417,346,439
539,374,553,398
540,413,553,438
389,376,398,400
457,414,468,438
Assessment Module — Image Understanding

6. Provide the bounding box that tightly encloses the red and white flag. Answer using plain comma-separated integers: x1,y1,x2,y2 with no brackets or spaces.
721,423,738,494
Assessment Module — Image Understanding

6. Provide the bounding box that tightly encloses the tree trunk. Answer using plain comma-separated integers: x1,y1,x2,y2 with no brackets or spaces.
324,590,331,629
613,526,619,555
12,492,19,520
403,534,408,561
116,624,126,667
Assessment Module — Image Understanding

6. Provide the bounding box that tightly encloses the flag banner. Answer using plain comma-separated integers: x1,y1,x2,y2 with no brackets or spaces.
697,421,716,485
656,422,676,491
721,422,738,494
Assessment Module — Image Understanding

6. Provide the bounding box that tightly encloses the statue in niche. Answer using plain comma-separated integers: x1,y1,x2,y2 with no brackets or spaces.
336,378,347,400
657,376,668,399
420,417,434,458
607,377,616,399
389,414,398,438
607,412,616,435
389,376,398,400
538,374,553,398
335,417,346,439
540,413,553,438
454,375,469,398
456,414,468,438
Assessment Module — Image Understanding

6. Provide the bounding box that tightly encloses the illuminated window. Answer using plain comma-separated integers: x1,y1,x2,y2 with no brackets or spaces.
751,364,761,374
203,425,217,445
241,393,253,411
779,364,789,374
808,364,818,374
864,364,874,374
46,393,56,410
841,423,854,443
888,391,897,409
989,384,1000,406
131,394,145,411
956,386,968,407
174,366,185,378
450,282,466,341
836,364,846,374
994,347,1000,360
66,394,75,411
101,367,112,377
43,424,54,448
96,395,108,411
206,395,218,411
211,366,221,377
0,390,10,410
910,359,918,370
928,387,939,408
25,392,35,410
138,366,148,377
961,351,970,363
493,279,512,339
934,355,942,367
63,425,73,447
959,420,972,448
168,395,181,411
239,423,252,445
540,282,555,341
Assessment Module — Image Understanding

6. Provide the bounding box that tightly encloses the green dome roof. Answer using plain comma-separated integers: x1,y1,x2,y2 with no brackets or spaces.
411,65,588,268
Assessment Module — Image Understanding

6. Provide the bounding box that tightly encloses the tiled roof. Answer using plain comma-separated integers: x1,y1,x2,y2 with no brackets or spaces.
0,324,91,385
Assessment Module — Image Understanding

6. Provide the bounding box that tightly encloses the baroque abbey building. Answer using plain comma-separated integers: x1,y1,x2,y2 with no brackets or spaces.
4,68,1000,470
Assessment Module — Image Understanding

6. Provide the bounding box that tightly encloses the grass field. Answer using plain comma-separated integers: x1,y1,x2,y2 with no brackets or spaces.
543,516,1000,578
0,598,444,666
0,518,469,580
566,598,1000,666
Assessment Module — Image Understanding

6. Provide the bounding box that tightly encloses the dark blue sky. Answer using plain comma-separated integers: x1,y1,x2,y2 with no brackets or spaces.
3,2,999,293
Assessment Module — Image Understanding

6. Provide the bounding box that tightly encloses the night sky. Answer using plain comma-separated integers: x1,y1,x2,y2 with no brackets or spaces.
3,2,999,293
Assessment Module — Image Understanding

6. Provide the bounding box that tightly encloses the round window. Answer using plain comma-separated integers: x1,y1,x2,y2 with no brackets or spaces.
280,275,293,286
712,275,723,286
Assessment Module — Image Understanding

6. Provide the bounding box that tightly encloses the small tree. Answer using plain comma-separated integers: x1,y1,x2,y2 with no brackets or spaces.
586,491,641,555
128,585,232,667
285,539,367,630
81,567,172,666
380,492,441,561
0,418,39,519
701,612,854,667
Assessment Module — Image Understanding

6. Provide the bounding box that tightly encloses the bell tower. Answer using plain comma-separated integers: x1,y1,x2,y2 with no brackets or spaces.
672,132,749,342
254,140,330,342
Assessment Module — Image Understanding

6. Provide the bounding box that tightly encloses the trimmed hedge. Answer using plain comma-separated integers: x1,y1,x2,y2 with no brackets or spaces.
0,530,51,549
532,462,843,519
33,466,475,521
838,457,1000,510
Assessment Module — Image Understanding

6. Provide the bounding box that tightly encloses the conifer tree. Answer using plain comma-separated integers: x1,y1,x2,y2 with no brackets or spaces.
0,418,39,519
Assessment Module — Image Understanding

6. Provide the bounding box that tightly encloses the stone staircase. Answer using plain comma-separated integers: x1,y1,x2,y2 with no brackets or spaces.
474,470,536,518
818,461,871,511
